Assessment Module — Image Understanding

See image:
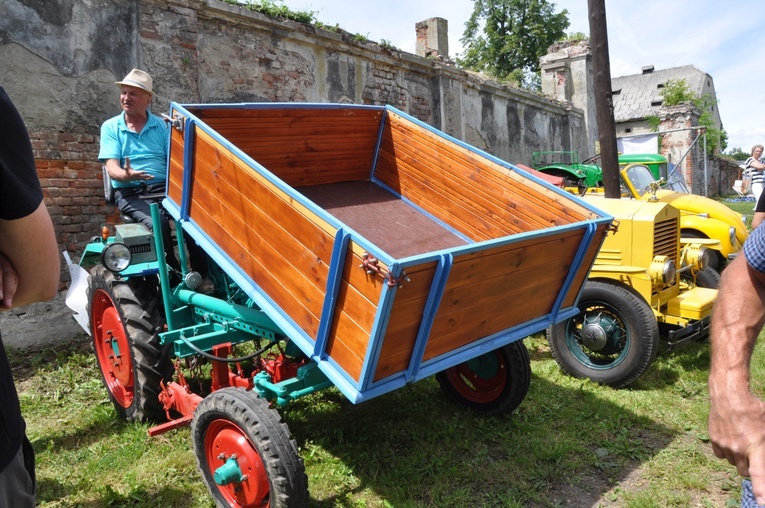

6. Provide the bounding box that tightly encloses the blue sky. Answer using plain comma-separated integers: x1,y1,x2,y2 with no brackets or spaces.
277,0,762,155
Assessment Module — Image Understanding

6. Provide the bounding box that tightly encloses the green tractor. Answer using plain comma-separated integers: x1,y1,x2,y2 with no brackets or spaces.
531,151,669,188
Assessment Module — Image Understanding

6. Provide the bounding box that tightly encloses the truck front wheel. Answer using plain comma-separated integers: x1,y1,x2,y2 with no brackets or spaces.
547,281,659,388
88,264,169,422
436,341,531,415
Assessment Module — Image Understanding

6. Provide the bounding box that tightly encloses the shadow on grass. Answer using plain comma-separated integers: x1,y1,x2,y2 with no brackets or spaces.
18,336,714,507
285,369,677,507
36,477,199,508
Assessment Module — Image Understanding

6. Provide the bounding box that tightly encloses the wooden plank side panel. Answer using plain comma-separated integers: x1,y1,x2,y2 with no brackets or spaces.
375,111,596,241
190,107,384,187
372,261,439,381
168,126,185,205
423,232,585,360
559,224,610,308
324,243,385,382
186,130,340,339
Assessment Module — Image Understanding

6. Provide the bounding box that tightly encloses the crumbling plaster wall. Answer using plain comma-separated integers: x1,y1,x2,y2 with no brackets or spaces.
1,0,585,284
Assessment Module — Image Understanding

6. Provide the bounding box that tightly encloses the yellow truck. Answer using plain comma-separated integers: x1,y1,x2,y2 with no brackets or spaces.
546,194,718,388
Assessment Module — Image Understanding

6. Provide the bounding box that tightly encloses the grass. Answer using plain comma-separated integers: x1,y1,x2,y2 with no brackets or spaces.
12,193,753,507
10,329,753,508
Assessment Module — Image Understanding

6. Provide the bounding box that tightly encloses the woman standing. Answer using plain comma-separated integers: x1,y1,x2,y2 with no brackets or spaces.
745,144,765,203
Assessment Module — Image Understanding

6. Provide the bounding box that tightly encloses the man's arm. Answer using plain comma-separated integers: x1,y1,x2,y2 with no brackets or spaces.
709,253,765,505
105,157,152,183
0,200,59,309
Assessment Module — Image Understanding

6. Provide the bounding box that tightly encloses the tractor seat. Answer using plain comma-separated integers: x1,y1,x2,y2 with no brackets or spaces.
102,165,135,223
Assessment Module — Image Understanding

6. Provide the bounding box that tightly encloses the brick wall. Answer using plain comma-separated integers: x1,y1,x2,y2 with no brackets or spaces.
30,130,116,288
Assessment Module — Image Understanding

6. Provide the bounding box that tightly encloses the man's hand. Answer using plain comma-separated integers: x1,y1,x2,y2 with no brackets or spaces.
709,390,765,505
0,251,18,309
122,157,152,182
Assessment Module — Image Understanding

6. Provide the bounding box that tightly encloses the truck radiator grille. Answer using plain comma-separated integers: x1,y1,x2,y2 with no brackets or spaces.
654,217,679,265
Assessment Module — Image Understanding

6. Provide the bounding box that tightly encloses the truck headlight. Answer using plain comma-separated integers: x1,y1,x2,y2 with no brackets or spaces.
682,244,709,271
101,243,132,272
649,255,676,284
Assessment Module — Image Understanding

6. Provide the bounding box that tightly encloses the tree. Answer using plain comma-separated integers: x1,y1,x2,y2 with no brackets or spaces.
458,0,569,89
660,79,728,154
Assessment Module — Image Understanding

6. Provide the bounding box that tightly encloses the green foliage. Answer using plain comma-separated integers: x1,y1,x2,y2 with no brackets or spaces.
379,39,398,52
659,79,728,154
458,0,570,90
660,79,695,106
564,31,588,42
314,21,340,33
725,147,750,160
646,115,661,131
225,0,316,24
352,33,369,44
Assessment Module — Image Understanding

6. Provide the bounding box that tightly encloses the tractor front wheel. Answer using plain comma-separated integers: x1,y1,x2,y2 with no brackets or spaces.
436,341,531,415
88,264,169,422
191,388,308,508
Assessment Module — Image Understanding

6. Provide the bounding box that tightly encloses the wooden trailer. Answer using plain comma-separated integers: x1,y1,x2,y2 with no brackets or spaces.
162,102,613,404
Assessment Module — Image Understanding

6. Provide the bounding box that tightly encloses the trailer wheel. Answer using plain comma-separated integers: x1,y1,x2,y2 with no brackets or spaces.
192,388,308,508
88,264,169,422
680,266,720,289
547,280,659,388
436,341,531,415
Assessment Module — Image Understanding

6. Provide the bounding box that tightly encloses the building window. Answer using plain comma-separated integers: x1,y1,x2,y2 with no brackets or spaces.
625,128,632,134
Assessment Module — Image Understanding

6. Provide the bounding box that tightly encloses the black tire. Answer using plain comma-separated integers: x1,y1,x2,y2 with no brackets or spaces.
547,280,659,388
436,341,531,415
191,388,309,508
680,266,720,289
88,264,170,422
682,231,723,270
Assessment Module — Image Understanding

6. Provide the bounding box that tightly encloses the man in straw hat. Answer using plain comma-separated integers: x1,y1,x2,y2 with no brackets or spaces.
98,69,210,287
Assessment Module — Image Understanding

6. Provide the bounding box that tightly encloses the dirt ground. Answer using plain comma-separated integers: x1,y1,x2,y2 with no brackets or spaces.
0,290,87,350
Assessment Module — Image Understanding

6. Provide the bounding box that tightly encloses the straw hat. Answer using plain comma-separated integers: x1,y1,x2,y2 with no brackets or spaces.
115,69,154,95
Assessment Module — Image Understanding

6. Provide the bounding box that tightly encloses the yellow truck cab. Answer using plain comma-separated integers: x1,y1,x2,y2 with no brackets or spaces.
620,163,747,270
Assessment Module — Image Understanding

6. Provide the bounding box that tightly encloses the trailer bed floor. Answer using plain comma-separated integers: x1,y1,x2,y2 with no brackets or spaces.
297,181,467,259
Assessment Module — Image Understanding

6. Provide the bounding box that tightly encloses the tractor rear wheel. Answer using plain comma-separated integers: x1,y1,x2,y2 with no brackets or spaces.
436,341,531,415
191,388,308,508
88,264,169,422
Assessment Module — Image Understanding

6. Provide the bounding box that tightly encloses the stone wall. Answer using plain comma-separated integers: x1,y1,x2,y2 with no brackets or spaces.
1,0,584,284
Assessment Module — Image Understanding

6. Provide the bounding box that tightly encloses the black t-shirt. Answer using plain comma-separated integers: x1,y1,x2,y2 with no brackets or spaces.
0,85,43,472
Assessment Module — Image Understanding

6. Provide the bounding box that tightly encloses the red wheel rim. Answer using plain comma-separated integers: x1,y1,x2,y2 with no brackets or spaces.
91,288,134,408
205,419,270,508
445,350,507,403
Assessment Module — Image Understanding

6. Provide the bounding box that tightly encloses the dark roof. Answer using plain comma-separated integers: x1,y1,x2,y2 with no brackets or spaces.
611,65,710,122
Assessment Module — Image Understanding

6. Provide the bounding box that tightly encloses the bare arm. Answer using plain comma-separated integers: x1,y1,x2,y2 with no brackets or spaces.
709,254,765,505
0,200,59,309
105,157,152,183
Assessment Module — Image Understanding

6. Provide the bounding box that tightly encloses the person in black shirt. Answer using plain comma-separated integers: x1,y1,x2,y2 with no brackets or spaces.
0,86,60,507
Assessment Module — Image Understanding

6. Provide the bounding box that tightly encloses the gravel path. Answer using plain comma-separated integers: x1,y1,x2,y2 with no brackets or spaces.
0,291,87,350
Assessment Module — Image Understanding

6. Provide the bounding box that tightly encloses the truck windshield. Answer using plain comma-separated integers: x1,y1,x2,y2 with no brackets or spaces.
623,165,657,196
624,164,691,196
